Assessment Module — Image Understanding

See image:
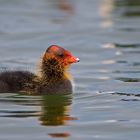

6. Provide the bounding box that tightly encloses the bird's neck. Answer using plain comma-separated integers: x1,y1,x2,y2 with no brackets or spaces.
40,58,69,84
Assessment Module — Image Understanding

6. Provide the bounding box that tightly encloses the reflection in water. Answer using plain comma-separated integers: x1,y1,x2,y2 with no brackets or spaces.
112,92,140,97
99,0,140,28
48,132,70,138
40,94,76,126
0,93,76,126
58,0,74,13
0,110,39,118
40,94,76,138
114,43,140,48
103,43,140,49
116,77,140,82
47,0,74,23
114,0,140,17
0,94,40,117
99,0,114,28
0,93,76,138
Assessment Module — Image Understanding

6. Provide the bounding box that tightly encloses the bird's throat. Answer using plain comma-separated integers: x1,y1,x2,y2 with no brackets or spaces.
40,58,67,84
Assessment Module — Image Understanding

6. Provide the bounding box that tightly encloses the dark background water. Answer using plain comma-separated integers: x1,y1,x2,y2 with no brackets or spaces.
0,0,140,140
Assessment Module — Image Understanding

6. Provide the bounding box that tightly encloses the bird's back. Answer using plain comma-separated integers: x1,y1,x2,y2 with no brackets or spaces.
0,71,35,93
0,71,72,94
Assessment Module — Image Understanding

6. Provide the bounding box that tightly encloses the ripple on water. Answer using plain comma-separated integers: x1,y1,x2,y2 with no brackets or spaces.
0,0,140,139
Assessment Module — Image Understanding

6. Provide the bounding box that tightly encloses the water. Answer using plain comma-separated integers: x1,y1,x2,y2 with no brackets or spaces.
0,0,140,139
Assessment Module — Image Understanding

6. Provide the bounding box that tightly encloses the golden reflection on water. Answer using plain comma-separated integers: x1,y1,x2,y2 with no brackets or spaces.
39,94,77,138
0,93,77,138
39,94,77,126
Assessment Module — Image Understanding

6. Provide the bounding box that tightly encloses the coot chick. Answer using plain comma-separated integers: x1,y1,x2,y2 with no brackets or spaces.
0,45,79,94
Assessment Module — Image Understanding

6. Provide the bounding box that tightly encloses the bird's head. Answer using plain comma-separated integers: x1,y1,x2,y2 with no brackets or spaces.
43,45,79,68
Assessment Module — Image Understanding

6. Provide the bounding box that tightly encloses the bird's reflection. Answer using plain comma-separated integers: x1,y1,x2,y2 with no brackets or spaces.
0,92,77,138
39,93,76,126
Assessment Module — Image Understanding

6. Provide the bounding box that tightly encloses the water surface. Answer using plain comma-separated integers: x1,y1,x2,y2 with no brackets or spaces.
0,0,140,140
